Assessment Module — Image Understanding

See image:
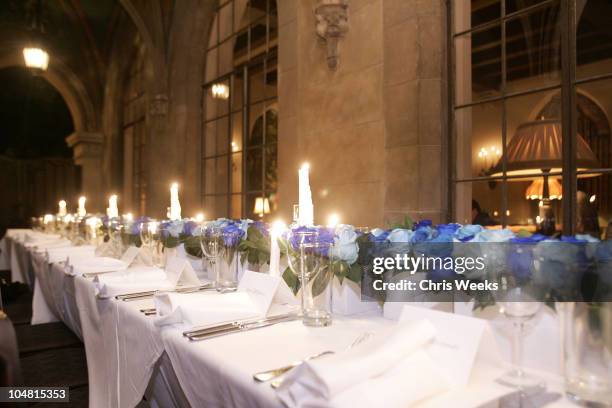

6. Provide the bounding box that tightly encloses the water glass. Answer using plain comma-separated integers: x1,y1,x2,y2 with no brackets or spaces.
287,231,333,327
200,227,226,291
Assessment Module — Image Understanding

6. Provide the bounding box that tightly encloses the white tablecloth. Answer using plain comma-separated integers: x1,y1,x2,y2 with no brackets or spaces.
6,231,580,408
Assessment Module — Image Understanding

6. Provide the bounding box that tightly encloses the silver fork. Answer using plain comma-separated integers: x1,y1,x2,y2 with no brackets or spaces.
257,331,374,388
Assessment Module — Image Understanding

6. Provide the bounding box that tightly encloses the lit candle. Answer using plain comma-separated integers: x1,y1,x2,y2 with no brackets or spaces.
86,217,99,239
327,213,340,228
169,183,182,220
124,213,133,222
298,163,314,226
77,196,87,217
194,213,205,222
269,220,286,278
43,214,54,225
58,200,67,217
107,194,119,218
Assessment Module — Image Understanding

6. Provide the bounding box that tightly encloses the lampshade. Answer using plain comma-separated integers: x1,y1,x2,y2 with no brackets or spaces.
253,197,270,216
489,119,600,179
525,178,563,200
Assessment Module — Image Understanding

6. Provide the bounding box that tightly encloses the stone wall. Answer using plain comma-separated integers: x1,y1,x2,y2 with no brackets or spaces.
276,0,448,227
96,0,449,226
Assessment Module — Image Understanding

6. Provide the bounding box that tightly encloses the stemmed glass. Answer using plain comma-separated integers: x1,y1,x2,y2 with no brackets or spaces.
286,230,332,327
140,221,161,266
497,287,544,397
200,226,225,291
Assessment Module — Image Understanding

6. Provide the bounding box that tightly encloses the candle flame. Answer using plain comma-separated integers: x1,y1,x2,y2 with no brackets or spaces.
195,213,205,222
327,213,340,228
271,220,286,236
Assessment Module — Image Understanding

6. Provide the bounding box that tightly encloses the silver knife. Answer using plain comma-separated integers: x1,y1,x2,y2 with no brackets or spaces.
188,314,299,341
183,313,297,338
116,284,213,301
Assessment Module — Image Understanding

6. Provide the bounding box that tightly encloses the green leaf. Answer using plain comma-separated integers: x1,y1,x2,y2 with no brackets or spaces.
282,267,300,295
347,263,363,284
311,266,333,298
183,236,203,258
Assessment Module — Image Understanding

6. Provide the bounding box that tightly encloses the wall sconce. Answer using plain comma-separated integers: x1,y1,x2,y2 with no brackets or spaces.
254,197,270,218
314,0,349,70
211,83,229,99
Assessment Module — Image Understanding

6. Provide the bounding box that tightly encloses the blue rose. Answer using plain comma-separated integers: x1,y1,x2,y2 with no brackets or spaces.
182,220,198,236
473,228,515,242
415,220,432,229
330,224,358,264
222,224,245,247
387,228,414,243
533,241,584,294
411,226,434,243
369,228,390,243
455,224,484,242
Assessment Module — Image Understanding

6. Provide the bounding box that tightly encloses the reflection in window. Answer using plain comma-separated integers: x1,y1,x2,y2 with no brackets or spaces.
203,0,278,220
451,0,612,237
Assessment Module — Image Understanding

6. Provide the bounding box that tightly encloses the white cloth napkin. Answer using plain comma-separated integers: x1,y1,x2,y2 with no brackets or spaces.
25,232,61,243
46,246,96,263
276,320,448,408
25,238,72,250
94,266,173,299
153,291,260,328
72,257,128,275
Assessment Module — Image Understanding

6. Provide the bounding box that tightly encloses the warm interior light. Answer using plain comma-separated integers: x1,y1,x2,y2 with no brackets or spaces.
327,213,340,228
124,213,133,222
211,83,229,99
195,213,205,222
589,195,596,203
253,197,270,217
525,178,563,200
23,47,49,71
271,220,286,236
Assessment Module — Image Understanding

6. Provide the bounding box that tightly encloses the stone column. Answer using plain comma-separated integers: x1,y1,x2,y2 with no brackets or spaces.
65,131,104,212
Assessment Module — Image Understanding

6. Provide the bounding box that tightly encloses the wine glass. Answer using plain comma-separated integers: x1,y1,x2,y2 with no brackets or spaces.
140,221,159,266
497,287,545,396
200,226,225,291
286,229,332,327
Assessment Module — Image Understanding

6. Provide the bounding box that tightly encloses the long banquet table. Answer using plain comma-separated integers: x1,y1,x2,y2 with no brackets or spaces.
0,229,576,408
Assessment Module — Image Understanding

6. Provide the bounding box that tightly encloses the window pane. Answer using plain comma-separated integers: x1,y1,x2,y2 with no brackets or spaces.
219,40,234,76
504,1,561,93
205,47,218,83
249,61,266,103
265,56,278,99
217,117,229,155
215,195,229,218
204,159,215,194
219,3,233,42
231,112,243,152
204,121,216,158
230,194,242,219
232,71,244,111
208,15,218,48
234,0,249,31
454,0,501,33
455,102,502,179
505,0,550,14
576,0,612,80
231,152,243,193
245,147,263,192
248,103,266,147
576,79,612,231
455,24,502,106
216,156,229,194
454,180,504,226
264,143,277,191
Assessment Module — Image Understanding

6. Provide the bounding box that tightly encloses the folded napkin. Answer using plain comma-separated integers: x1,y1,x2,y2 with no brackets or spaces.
25,238,72,250
276,320,447,408
25,232,61,243
94,266,173,299
47,246,96,263
72,257,128,275
153,291,260,328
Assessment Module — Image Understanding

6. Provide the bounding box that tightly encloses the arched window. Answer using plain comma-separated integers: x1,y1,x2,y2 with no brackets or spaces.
202,0,278,220
121,40,148,216
450,0,612,236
